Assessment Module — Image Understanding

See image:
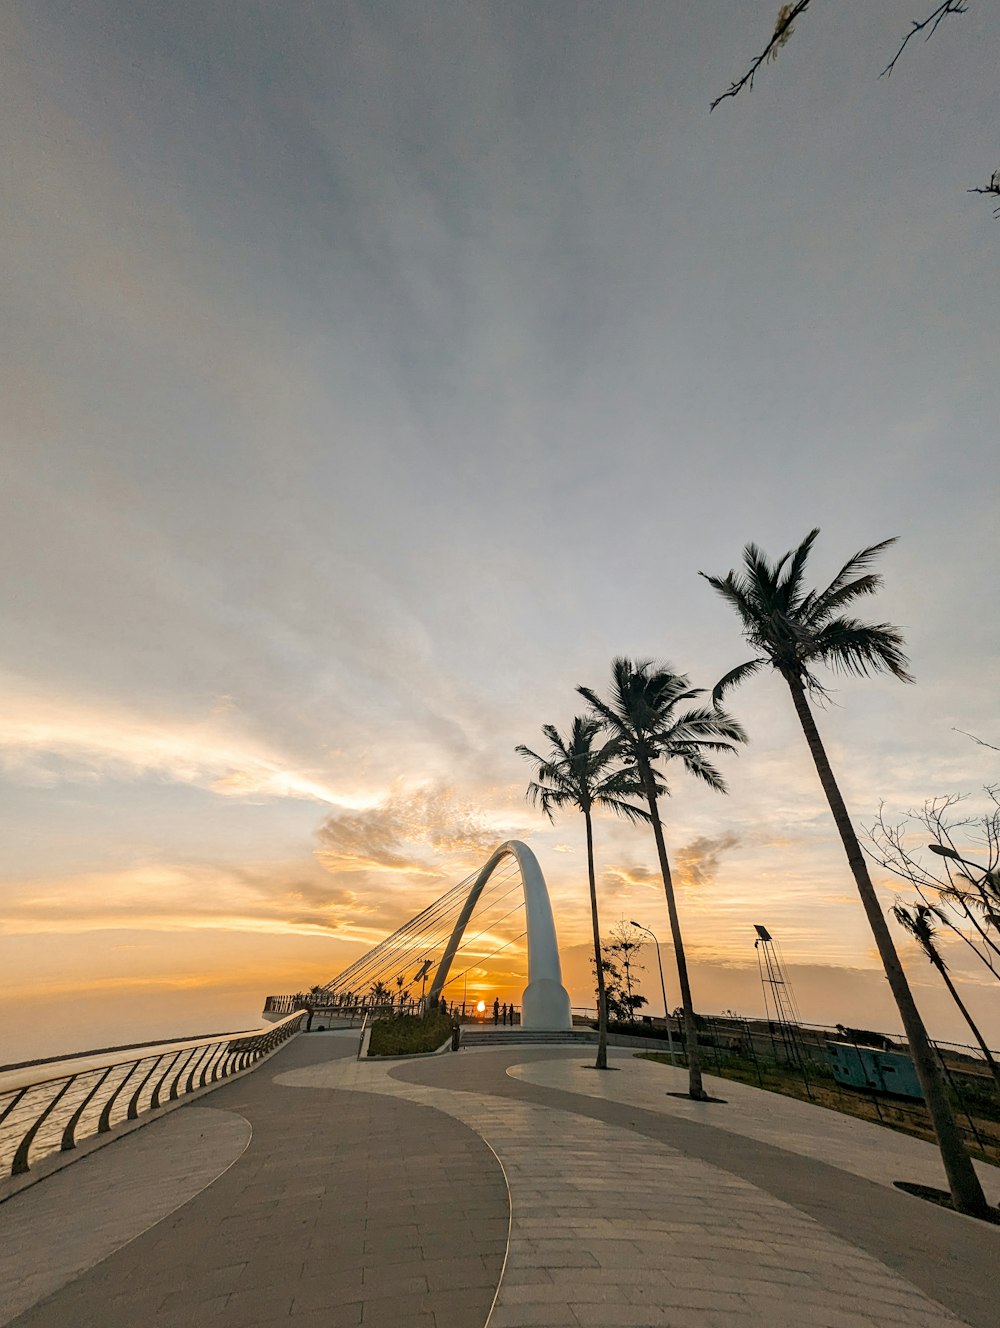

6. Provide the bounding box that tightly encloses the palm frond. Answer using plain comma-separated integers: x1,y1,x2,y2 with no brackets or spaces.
817,536,900,604
801,573,881,626
704,531,911,691
583,657,741,799
809,618,914,683
710,658,766,705
892,901,945,969
699,571,768,641
600,795,654,825
517,714,641,824
664,705,748,747
781,528,821,612
677,749,729,793
577,683,626,737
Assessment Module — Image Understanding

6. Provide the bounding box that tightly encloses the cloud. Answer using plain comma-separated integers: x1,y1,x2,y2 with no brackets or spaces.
315,783,513,879
0,860,376,941
0,675,371,808
673,832,743,891
601,861,659,892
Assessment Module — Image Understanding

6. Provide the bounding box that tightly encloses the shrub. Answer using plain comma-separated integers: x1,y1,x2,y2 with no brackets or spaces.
368,1010,453,1057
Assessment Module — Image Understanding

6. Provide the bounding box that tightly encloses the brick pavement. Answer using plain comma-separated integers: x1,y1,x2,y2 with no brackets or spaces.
4,1033,507,1328
284,1048,991,1327
0,1105,250,1327
6,1031,1000,1327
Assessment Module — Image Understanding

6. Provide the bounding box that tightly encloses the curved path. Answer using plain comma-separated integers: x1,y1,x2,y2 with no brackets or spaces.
3,1032,1000,1327
0,1106,250,1327
3,1033,507,1328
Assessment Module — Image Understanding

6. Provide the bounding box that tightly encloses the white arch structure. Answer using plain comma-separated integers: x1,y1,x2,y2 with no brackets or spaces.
426,840,572,1030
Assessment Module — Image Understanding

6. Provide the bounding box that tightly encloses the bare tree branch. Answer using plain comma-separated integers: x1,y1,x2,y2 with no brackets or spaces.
967,173,1000,218
864,789,1000,983
710,1,815,112
954,727,1000,753
880,1,969,79
711,2,993,216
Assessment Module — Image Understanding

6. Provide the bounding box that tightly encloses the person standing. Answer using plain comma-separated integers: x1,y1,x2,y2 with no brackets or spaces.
493,997,500,1025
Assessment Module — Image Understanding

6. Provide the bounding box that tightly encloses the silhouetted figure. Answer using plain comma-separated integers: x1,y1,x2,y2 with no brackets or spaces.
501,1002,508,1026
493,998,500,1025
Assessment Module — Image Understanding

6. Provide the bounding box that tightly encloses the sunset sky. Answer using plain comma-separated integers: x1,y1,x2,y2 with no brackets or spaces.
2,2,998,1063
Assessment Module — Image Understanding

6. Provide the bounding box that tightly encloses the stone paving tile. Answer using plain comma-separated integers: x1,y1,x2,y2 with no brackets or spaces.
510,1049,1000,1204
9,1029,1000,1328
281,1051,975,1328
3,1035,505,1328
0,1106,250,1328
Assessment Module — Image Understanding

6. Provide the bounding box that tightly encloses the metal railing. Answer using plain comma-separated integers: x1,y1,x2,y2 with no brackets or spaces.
0,1009,305,1181
607,1011,1000,1161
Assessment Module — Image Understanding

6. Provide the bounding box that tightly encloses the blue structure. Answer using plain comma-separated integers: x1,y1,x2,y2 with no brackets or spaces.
826,1041,923,1099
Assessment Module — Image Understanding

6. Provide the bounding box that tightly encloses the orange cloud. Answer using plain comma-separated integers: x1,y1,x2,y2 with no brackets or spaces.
315,783,518,879
0,860,388,943
0,674,373,808
673,832,742,890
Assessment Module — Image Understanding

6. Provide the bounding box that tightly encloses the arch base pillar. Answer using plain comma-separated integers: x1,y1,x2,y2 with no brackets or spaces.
521,978,572,1031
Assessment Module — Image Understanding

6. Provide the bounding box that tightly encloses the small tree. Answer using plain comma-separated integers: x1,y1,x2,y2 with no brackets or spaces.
608,921,649,1024
892,902,1000,1092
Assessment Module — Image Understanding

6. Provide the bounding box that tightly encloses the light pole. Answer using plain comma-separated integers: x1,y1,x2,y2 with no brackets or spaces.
928,843,991,875
630,920,678,1065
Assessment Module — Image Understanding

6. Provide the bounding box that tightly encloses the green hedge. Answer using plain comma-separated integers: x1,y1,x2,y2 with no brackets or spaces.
368,1010,453,1057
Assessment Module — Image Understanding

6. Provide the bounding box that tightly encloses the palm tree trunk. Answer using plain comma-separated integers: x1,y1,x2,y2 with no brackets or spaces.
584,809,610,1070
932,960,1000,1096
786,674,989,1218
639,758,705,1099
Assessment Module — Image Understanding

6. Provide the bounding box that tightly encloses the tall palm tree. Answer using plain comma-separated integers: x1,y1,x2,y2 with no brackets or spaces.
702,529,990,1217
516,716,649,1070
892,903,1000,1094
578,659,746,1099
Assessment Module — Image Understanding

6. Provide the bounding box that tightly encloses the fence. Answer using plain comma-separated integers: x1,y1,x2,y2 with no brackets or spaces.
618,1012,1000,1160
0,1009,305,1183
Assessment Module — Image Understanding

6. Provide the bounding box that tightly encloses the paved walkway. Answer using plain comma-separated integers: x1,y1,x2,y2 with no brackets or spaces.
3,1030,1000,1327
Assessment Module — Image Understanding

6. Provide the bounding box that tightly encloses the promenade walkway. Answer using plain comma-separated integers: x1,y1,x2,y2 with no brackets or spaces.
3,1029,999,1327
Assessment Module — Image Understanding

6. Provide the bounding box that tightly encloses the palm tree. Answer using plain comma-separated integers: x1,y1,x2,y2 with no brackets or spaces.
578,659,746,1099
702,529,990,1217
892,903,1000,1095
516,716,649,1070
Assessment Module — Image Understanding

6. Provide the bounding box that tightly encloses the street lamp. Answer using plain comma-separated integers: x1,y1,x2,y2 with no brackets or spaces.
928,843,988,873
630,921,678,1065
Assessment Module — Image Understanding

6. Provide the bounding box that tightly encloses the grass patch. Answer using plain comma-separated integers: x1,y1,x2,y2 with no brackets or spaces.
637,1052,1000,1163
368,1010,453,1057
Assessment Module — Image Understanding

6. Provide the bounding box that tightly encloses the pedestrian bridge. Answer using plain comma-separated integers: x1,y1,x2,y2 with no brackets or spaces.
265,839,573,1030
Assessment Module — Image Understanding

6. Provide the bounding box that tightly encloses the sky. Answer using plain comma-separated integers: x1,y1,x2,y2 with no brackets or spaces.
2,1,998,1064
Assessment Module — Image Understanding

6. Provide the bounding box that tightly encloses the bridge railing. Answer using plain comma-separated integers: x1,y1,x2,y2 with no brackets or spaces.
0,1009,305,1182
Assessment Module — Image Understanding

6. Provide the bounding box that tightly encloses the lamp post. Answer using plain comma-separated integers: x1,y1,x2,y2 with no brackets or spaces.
928,843,990,875
630,920,678,1065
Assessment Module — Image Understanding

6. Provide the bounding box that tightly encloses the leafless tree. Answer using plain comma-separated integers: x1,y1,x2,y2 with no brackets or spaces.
866,785,1000,982
711,2,998,215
